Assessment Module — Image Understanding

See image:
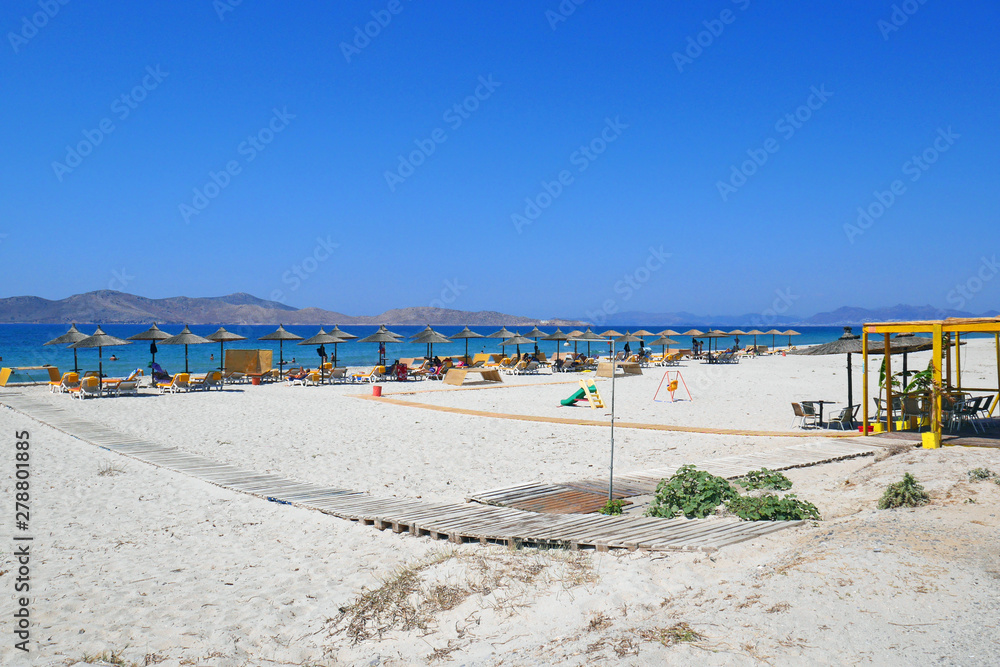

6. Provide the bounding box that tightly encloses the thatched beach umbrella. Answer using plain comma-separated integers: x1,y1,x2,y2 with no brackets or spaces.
541,328,569,358
326,325,357,367
647,335,679,357
782,329,801,348
487,326,516,339
411,326,452,361
746,329,765,350
523,326,546,340
615,331,642,356
127,323,172,376
701,329,730,354
599,329,624,339
69,326,130,393
297,328,344,384
358,325,403,366
658,329,681,337
259,325,304,377
449,326,485,362
565,330,584,355
573,327,607,357
44,323,88,373
161,325,213,375
728,329,748,348
205,327,247,372
499,334,534,356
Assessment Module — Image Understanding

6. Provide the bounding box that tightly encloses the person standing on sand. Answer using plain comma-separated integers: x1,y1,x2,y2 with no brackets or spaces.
317,344,327,365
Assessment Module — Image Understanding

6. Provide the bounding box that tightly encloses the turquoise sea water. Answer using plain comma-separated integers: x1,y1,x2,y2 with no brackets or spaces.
0,324,859,379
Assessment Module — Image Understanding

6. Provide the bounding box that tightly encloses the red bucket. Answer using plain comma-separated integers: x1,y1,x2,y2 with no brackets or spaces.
251,376,261,386
372,385,382,397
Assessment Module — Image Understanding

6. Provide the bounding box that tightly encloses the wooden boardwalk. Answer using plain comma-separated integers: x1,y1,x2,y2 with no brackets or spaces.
2,392,812,552
469,440,884,513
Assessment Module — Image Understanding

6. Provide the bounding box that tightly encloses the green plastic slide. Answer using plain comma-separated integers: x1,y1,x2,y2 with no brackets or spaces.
560,388,587,406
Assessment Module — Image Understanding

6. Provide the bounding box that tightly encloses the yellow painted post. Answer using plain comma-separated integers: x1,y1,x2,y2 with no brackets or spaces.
955,332,962,391
994,332,1000,417
925,323,943,449
862,331,869,435
884,334,893,433
945,332,952,391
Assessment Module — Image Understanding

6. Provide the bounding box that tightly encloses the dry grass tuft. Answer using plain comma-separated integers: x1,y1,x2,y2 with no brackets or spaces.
587,612,612,632
875,443,913,462
639,622,705,646
766,602,791,613
97,460,127,477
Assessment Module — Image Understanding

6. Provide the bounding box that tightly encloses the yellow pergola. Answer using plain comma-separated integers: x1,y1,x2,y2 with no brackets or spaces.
862,317,1000,448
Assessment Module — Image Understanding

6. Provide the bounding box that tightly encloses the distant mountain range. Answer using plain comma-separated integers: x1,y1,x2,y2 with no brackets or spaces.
0,291,995,327
0,291,584,326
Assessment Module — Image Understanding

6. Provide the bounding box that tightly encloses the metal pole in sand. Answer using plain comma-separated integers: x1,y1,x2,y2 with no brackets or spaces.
608,339,616,504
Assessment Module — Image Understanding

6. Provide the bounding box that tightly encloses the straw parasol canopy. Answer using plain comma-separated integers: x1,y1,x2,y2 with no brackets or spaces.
599,329,624,338
411,325,452,360
258,324,304,376
572,327,608,356
647,336,680,356
45,323,89,373
326,325,357,366
764,329,783,349
701,329,730,354
658,329,681,336
449,326,485,362
565,329,585,354
297,328,345,383
681,328,704,336
487,326,516,339
358,325,403,366
745,329,765,349
70,326,130,392
781,329,801,348
499,333,534,355
128,324,173,376
160,325,213,374
630,329,655,342
205,327,247,372
540,328,570,359
522,326,546,340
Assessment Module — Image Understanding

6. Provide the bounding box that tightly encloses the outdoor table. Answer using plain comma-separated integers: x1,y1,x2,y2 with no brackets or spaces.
597,361,642,378
804,400,834,426
443,368,503,386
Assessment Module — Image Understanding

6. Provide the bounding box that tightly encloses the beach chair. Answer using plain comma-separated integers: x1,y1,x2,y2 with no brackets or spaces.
327,367,348,383
224,370,246,383
50,371,80,393
112,379,140,397
158,373,190,394
351,366,384,383
69,375,102,399
827,405,858,430
200,371,223,390
791,402,819,428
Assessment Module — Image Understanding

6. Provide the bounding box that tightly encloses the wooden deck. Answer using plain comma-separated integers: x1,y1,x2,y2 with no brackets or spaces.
2,392,809,553
468,440,885,512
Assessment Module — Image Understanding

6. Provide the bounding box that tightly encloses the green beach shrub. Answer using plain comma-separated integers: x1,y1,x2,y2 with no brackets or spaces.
727,494,821,521
598,498,626,515
645,465,738,519
736,468,793,491
878,472,930,509
968,468,997,482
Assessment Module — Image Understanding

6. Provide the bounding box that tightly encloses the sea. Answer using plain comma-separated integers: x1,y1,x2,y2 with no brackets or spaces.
0,324,863,380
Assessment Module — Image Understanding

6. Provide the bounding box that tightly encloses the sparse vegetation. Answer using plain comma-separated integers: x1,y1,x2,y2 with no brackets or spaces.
645,465,738,519
727,494,821,521
878,472,930,509
639,622,704,646
736,468,793,491
599,498,626,515
97,460,126,477
968,467,997,482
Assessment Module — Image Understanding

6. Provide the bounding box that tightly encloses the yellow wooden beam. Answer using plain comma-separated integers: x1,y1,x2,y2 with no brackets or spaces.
884,333,893,433
862,331,869,435
926,323,943,448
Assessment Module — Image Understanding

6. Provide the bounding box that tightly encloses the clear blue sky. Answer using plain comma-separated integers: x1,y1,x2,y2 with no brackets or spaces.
3,1,998,319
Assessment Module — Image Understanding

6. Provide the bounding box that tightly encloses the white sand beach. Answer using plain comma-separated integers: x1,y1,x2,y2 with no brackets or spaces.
2,340,999,665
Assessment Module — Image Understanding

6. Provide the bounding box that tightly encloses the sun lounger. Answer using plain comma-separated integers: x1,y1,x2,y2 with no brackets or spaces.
112,379,140,396
224,370,246,383
351,366,385,383
50,371,80,393
70,375,102,399
158,373,191,394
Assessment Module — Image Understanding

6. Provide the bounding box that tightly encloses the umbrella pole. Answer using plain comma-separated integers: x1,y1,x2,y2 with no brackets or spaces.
280,341,284,378
73,349,79,373
608,340,616,503
220,342,224,372
847,352,854,410
98,346,103,395
185,344,190,374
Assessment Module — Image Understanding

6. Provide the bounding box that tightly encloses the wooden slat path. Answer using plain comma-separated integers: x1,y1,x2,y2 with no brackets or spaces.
0,392,804,552
469,439,883,512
